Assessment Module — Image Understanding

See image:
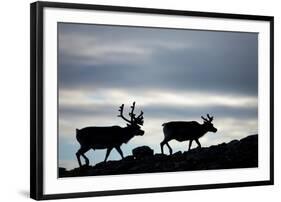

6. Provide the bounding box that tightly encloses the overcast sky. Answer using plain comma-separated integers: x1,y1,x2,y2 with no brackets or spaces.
58,23,258,170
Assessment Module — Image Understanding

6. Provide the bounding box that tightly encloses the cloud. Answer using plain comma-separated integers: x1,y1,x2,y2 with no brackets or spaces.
59,88,257,109
58,23,194,67
58,23,258,95
58,88,257,139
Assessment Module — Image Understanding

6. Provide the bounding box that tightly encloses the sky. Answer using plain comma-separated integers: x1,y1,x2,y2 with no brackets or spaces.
58,23,258,170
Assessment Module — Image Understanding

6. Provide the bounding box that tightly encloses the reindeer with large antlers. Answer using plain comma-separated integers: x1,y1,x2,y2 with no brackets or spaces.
76,102,144,167
161,114,217,155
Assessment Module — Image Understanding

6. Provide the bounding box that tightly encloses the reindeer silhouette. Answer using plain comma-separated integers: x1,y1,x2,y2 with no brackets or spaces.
76,102,144,167
160,114,217,155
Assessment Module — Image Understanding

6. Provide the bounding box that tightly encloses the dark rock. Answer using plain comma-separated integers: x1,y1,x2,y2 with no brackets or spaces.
59,167,66,177
170,151,185,161
154,153,168,159
228,139,239,146
123,155,135,162
95,161,107,168
132,146,154,160
59,167,66,172
172,151,182,156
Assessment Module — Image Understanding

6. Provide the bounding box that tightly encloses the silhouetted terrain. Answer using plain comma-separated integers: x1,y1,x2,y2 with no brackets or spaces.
59,134,258,178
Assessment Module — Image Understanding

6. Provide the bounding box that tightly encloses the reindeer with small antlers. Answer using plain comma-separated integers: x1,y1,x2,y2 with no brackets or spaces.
76,102,144,167
161,114,217,155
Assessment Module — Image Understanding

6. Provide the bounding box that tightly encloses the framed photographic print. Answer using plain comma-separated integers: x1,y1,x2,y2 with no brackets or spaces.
30,1,274,200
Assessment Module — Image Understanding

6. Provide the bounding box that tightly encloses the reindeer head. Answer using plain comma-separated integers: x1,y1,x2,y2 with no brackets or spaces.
118,102,145,136
201,114,217,133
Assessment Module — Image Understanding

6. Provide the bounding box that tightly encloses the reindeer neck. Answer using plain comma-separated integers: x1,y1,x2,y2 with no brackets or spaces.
121,126,136,143
201,123,210,134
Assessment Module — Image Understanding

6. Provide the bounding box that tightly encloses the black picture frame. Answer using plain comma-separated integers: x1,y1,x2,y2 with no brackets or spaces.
30,1,274,200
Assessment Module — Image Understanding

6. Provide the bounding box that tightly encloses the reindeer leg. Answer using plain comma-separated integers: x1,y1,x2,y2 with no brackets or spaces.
76,146,90,167
195,139,201,149
82,153,90,166
160,139,172,155
115,146,124,159
166,142,173,155
188,140,193,151
160,140,166,154
76,152,82,167
104,147,113,162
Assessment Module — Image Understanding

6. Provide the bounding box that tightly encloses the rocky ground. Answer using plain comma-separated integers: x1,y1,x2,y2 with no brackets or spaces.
59,134,258,178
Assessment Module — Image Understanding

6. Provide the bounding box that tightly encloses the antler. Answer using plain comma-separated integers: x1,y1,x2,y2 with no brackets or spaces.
135,110,144,125
118,104,131,123
118,102,144,125
201,116,208,122
129,102,136,122
201,114,214,122
207,114,214,122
